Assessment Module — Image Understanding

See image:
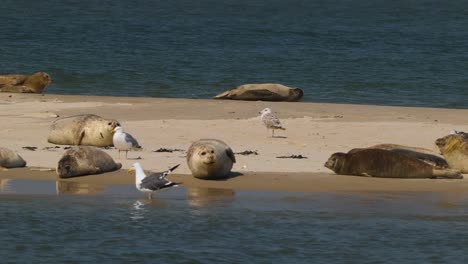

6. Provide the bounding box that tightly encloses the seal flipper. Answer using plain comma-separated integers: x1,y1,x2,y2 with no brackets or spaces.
431,168,463,179
76,130,85,145
225,148,236,163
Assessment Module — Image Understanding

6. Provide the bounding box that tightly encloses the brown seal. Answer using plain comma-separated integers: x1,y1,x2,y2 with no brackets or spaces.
0,72,52,93
214,83,304,102
0,147,26,168
324,148,462,179
186,139,236,179
48,114,120,147
56,146,122,178
435,133,468,173
349,144,448,169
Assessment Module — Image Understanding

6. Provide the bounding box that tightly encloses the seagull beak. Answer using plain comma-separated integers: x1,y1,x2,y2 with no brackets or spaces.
127,168,134,173
111,129,116,133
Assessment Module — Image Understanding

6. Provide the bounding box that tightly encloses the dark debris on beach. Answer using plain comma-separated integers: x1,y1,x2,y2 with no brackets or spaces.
235,150,259,155
153,148,185,153
22,146,37,151
276,154,308,159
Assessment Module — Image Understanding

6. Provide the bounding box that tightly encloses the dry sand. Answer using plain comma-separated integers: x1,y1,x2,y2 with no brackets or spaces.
1,93,468,193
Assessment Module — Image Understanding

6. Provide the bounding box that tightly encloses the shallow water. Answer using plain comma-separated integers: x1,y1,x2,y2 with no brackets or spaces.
1,179,468,263
2,0,468,108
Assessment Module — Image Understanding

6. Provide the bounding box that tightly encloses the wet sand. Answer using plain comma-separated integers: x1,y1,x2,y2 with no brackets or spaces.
1,93,468,193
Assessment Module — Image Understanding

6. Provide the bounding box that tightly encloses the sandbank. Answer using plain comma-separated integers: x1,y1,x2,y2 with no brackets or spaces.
1,93,468,193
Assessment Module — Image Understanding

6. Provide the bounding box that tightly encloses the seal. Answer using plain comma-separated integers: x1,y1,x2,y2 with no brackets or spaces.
324,148,462,179
56,146,122,178
214,83,304,102
48,114,120,147
0,72,52,93
0,147,26,168
349,144,448,169
435,133,468,173
186,139,236,179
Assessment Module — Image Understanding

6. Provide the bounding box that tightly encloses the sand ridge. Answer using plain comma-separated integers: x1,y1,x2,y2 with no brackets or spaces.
1,93,468,192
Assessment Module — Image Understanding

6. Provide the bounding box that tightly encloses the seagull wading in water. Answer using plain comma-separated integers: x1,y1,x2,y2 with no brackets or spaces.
128,162,180,199
112,126,141,159
259,108,286,138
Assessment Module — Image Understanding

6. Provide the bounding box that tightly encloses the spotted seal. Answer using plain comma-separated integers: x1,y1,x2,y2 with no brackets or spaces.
0,72,52,93
214,83,304,102
56,146,122,178
0,147,26,168
324,148,462,179
435,133,468,173
48,114,120,147
349,144,448,169
186,139,236,179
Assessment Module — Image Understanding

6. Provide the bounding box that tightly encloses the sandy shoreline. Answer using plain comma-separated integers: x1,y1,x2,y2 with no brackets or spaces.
1,93,468,193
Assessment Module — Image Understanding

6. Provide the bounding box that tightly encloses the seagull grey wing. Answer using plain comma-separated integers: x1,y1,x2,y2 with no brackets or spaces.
225,147,236,163
140,173,174,190
263,113,283,128
125,133,140,148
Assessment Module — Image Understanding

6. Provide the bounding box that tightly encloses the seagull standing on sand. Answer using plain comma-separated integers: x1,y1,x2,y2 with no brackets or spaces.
259,108,286,138
128,162,180,199
112,126,141,159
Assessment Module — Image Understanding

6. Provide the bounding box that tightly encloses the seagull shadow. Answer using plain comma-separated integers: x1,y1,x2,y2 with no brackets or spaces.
272,136,288,139
126,157,143,161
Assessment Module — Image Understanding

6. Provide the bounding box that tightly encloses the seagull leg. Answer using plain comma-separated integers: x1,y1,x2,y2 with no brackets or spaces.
147,193,153,200
125,150,128,160
272,129,275,138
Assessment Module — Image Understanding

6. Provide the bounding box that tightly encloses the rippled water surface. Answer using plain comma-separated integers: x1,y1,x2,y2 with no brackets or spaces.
0,179,468,263
2,0,468,108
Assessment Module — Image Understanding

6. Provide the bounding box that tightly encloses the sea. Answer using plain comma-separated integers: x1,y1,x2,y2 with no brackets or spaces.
2,0,468,108
2,0,468,262
1,179,468,263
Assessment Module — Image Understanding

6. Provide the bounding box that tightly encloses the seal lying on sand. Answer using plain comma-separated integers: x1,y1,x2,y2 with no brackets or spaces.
214,83,304,102
0,147,26,168
435,133,468,173
324,149,462,179
0,72,52,93
56,146,122,178
48,114,120,147
187,139,236,179
349,144,448,169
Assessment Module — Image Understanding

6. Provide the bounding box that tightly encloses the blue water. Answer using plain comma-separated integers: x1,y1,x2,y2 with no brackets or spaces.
2,0,468,108
1,179,468,263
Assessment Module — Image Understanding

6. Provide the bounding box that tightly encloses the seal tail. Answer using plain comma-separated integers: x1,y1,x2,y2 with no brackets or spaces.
213,90,231,99
431,168,463,179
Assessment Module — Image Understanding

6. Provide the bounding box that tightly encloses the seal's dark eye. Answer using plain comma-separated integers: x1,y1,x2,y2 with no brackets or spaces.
210,150,214,154
108,122,111,125
201,152,206,155
116,123,121,126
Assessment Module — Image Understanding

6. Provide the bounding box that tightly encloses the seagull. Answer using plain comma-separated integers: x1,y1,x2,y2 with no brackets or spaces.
128,162,180,199
112,126,141,159
259,108,286,137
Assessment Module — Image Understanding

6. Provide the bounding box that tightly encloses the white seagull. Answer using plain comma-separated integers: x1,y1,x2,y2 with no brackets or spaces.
128,162,180,199
112,126,141,159
259,108,286,137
